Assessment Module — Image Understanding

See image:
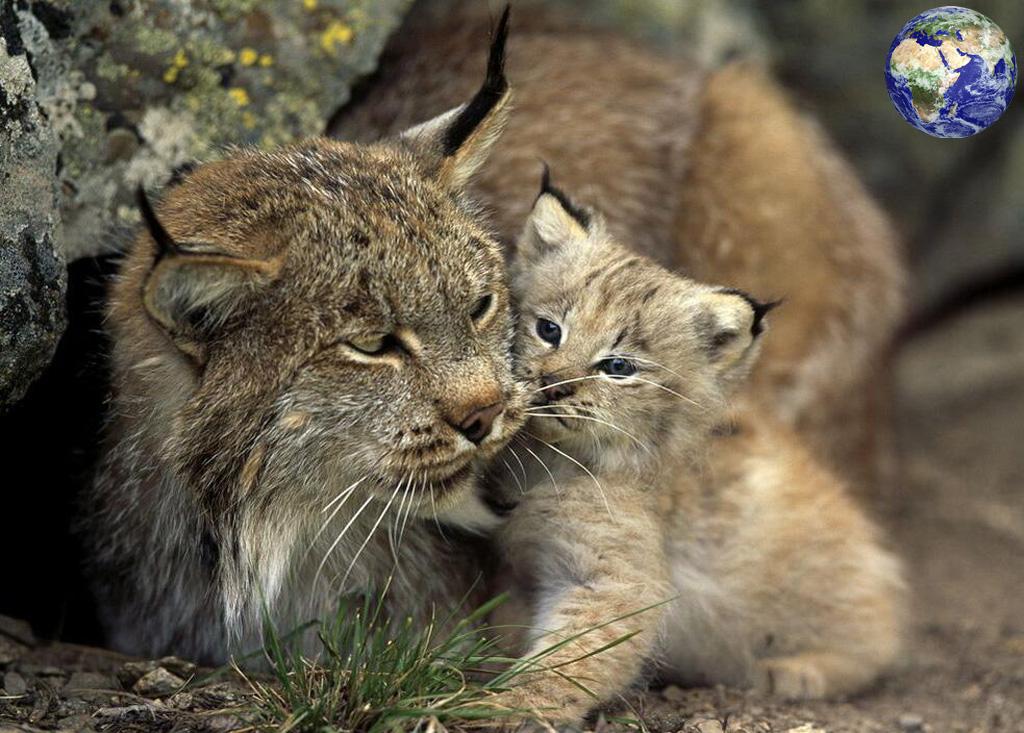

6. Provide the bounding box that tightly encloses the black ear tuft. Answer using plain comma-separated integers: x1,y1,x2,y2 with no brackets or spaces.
537,162,591,229
168,160,198,187
136,186,182,261
751,298,782,336
718,288,782,336
441,4,511,157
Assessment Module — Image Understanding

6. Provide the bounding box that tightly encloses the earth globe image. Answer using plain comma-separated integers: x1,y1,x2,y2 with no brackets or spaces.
886,6,1017,137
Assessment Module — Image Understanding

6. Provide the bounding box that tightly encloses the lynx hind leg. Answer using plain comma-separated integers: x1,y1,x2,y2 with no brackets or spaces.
712,412,907,701
755,651,885,701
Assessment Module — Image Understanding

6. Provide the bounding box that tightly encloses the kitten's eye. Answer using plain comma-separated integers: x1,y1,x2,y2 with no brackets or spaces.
347,333,391,355
598,357,637,378
536,318,562,346
471,293,493,322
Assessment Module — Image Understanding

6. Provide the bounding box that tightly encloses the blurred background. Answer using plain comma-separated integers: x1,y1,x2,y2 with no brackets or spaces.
555,0,1024,312
1,1,1022,730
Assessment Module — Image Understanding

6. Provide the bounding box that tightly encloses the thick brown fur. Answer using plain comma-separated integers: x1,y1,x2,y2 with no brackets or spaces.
483,187,905,726
83,16,528,663
331,1,905,495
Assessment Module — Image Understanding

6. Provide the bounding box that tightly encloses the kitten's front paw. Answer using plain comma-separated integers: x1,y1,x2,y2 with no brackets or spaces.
480,687,578,730
754,657,827,700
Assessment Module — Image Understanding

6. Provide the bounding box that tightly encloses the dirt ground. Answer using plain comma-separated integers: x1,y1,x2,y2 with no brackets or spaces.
2,295,1023,732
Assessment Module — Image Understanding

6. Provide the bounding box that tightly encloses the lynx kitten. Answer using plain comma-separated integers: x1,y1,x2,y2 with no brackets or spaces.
486,175,905,724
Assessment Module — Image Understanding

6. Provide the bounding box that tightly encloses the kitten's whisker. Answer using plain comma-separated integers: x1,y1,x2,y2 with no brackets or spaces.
525,411,653,455
529,374,607,393
632,376,704,409
606,353,688,382
525,430,611,517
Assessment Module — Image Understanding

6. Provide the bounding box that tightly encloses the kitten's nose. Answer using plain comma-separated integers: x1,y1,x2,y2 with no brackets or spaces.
539,374,575,402
453,401,504,445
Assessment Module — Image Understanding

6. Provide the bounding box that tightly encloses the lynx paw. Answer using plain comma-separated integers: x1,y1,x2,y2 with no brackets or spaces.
755,657,827,700
482,686,580,729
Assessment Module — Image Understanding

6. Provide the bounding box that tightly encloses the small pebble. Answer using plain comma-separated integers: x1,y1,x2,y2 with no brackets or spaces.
695,720,725,733
663,684,687,702
65,671,118,692
132,667,185,698
3,671,27,696
898,713,925,731
119,657,195,688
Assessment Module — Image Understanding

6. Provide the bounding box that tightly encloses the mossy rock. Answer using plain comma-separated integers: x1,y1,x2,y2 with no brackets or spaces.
1,30,64,409
4,0,410,262
0,0,408,407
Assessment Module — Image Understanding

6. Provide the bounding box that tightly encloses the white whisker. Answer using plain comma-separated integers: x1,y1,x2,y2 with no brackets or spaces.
515,437,561,498
506,443,529,483
321,474,369,514
524,410,653,454
501,457,525,494
532,359,705,410
388,476,411,558
524,431,610,516
314,492,376,590
397,475,417,550
630,376,703,409
338,479,403,588
529,374,607,394
606,353,688,382
428,480,449,543
311,475,367,553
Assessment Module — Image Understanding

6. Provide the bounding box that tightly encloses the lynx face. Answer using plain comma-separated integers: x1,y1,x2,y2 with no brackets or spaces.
510,174,774,470
124,12,526,519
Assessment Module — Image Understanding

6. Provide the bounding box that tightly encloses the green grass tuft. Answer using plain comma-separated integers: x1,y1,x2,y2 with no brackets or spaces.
241,585,661,732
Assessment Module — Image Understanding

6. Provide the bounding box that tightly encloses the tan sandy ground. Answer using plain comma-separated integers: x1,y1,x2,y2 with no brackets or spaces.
2,295,1023,732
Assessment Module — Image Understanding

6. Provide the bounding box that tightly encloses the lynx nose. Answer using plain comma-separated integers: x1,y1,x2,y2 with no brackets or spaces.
453,401,504,445
539,374,575,403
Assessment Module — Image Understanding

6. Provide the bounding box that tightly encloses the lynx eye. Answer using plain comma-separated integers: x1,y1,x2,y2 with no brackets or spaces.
598,357,637,379
346,333,391,355
471,293,494,322
536,318,562,346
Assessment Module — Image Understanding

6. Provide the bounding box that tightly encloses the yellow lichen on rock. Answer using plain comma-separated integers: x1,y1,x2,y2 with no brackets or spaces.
239,47,259,66
228,87,251,106
320,21,354,55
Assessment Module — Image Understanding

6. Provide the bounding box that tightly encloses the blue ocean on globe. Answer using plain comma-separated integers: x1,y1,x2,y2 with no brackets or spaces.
886,6,1017,138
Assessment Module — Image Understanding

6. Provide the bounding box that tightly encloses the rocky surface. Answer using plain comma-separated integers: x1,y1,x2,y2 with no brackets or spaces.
2,0,410,263
0,31,64,409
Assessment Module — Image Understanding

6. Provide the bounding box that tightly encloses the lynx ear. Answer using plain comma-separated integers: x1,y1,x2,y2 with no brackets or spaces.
401,5,512,190
137,188,279,357
517,165,594,260
693,288,779,388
